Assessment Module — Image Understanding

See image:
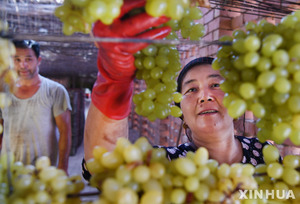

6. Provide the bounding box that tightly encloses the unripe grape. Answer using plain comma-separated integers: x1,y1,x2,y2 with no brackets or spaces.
263,145,280,163
173,92,183,103
123,144,143,163
274,77,291,93
272,49,290,67
256,57,272,72
101,151,123,169
232,38,246,53
140,190,163,204
263,34,283,48
288,95,300,113
261,42,277,57
117,187,138,204
239,82,256,99
133,165,150,183
244,35,261,51
267,162,283,179
257,71,276,88
250,102,266,118
289,129,300,145
175,158,196,176
283,154,300,168
170,105,182,117
145,0,167,17
35,156,50,170
282,167,300,186
227,98,247,118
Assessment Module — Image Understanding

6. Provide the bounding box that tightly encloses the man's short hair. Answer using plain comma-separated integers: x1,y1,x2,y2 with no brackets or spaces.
12,40,40,58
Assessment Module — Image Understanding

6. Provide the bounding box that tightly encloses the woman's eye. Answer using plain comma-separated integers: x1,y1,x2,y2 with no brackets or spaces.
186,88,197,93
212,83,220,88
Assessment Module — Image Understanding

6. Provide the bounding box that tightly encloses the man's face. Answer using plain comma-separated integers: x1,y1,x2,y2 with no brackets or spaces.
13,48,41,80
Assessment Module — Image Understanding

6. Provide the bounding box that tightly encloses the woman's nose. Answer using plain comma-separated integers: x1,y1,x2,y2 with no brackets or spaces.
198,88,214,103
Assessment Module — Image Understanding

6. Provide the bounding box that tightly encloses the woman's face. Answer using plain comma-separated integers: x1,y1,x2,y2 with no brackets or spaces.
180,64,233,135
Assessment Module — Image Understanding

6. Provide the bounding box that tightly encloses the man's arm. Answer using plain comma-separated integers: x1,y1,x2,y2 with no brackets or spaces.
55,110,72,173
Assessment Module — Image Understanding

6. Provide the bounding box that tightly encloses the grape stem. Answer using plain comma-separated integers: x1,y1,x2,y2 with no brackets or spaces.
67,191,100,198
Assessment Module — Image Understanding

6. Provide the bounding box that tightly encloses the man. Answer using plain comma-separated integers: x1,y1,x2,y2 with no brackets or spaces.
0,40,72,173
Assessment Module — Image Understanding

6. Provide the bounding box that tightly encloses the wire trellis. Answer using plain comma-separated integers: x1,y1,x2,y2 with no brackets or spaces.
210,0,300,19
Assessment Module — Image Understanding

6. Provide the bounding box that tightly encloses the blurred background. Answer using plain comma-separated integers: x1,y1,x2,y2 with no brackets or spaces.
1,0,300,160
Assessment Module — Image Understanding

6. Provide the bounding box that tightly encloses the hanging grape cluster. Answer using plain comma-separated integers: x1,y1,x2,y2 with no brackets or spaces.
133,2,205,121
0,154,84,204
54,0,123,35
213,10,300,145
55,0,206,121
0,21,18,134
133,44,183,121
85,137,300,204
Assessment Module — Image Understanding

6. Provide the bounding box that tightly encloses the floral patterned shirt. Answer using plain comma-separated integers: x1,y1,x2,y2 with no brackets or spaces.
155,136,272,166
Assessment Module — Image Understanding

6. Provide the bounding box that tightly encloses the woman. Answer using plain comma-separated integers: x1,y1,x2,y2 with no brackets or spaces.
82,0,270,181
156,57,270,166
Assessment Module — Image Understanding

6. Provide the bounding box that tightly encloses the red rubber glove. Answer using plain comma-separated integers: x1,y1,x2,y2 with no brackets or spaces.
92,0,171,120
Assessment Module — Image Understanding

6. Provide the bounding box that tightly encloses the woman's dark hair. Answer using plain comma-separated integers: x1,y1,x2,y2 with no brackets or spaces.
12,40,40,58
177,57,215,94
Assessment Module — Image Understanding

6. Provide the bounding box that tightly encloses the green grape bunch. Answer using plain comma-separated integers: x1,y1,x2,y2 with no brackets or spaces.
55,0,205,121
213,10,300,145
86,137,263,204
133,43,183,121
253,145,300,203
0,21,18,121
54,0,204,36
0,154,84,204
54,0,123,35
133,2,204,121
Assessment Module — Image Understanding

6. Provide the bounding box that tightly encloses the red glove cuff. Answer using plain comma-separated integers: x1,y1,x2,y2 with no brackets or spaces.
92,72,134,120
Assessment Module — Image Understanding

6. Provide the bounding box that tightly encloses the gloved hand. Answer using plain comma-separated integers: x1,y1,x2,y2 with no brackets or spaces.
92,0,171,120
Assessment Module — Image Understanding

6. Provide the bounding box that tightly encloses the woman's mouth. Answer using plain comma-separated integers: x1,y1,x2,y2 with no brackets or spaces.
199,110,218,115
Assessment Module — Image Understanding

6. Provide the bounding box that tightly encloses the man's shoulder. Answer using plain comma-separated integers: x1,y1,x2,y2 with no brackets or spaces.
40,76,66,90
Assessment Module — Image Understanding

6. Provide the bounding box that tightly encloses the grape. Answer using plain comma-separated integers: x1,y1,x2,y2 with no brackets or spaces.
227,99,247,118
170,105,182,117
101,151,124,169
170,188,186,203
123,144,143,163
175,158,196,176
266,162,283,179
282,167,300,186
272,49,290,67
145,0,167,17
0,155,85,203
263,145,280,163
239,82,256,99
283,154,300,168
244,35,261,52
